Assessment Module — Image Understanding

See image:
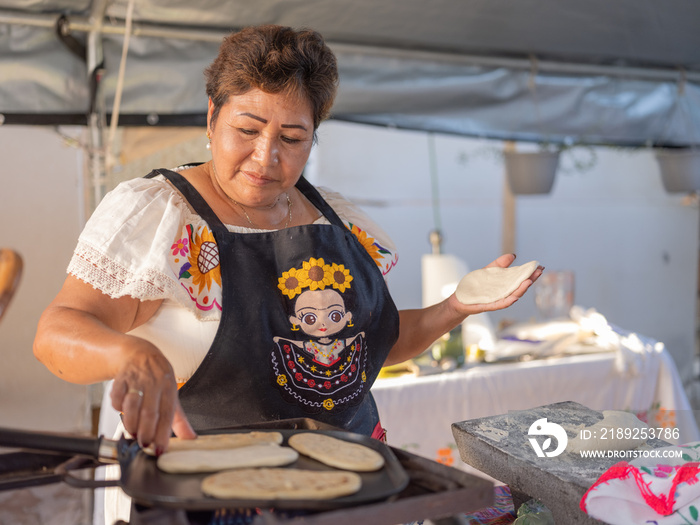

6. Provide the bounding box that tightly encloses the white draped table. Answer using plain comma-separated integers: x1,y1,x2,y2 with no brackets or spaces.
371,345,699,472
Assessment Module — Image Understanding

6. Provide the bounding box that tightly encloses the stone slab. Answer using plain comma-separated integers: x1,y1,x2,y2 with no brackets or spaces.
451,401,671,524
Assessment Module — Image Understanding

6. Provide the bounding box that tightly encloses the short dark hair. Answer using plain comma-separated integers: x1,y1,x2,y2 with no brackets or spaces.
205,25,339,134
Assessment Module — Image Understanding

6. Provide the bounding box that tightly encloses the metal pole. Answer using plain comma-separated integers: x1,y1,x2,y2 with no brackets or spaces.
85,0,110,212
502,141,516,257
0,9,698,84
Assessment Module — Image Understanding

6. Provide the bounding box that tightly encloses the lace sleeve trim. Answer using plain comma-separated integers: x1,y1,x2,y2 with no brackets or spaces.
68,242,178,301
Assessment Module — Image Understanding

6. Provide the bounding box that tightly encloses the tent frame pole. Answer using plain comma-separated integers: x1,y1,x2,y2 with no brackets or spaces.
0,9,697,84
85,0,110,212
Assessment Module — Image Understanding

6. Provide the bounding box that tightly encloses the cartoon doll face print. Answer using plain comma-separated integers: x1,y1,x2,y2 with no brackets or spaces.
289,289,353,339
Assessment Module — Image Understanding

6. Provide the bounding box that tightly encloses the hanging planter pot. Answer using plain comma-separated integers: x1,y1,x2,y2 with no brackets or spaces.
654,148,700,193
504,149,561,195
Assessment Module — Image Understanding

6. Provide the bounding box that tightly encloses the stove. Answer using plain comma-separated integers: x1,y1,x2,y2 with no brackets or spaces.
0,421,494,525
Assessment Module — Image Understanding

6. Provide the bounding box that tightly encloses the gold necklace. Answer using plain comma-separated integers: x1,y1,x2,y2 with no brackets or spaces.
230,193,293,229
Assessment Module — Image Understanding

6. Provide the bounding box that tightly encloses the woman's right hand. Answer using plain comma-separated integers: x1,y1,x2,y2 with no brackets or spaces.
34,275,196,455
110,337,196,454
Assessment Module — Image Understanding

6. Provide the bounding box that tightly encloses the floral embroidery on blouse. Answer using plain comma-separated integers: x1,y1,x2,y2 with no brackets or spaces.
171,237,188,256
170,224,223,311
168,220,395,313
347,222,397,276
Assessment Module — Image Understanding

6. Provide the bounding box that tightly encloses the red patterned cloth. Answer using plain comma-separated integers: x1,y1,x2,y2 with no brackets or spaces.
464,485,516,524
581,441,700,524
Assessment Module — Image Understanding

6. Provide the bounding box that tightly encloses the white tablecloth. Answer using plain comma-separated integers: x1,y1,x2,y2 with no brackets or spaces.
371,346,699,471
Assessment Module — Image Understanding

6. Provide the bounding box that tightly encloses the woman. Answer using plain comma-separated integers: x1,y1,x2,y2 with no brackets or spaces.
33,25,542,458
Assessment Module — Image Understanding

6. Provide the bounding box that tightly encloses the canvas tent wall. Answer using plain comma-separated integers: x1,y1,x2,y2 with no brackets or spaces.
1,0,700,148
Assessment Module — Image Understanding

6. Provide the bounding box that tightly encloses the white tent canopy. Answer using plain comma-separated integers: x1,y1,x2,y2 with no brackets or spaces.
1,0,700,147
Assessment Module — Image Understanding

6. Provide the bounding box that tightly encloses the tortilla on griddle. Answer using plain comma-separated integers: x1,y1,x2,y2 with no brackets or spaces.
287,432,385,472
157,444,298,474
144,431,283,456
202,467,362,500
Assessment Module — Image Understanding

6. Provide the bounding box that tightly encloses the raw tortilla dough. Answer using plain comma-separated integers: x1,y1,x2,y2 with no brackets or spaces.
143,431,283,456
455,260,539,305
202,467,362,500
156,443,298,474
568,410,649,453
288,432,385,472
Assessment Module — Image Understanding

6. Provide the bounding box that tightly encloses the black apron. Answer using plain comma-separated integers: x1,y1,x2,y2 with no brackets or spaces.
148,169,400,436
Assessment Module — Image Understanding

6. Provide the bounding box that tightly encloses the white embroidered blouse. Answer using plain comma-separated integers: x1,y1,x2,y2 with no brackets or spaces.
67,171,399,385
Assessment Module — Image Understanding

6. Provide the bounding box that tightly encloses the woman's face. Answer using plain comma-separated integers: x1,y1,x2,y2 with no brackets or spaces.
207,88,314,206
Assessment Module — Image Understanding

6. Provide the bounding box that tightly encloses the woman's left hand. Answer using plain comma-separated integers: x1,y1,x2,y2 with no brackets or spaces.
387,254,544,366
446,253,544,315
